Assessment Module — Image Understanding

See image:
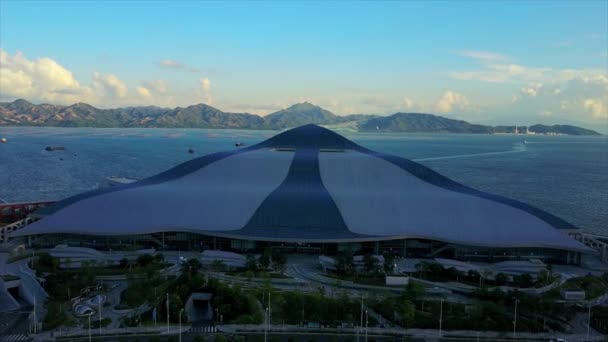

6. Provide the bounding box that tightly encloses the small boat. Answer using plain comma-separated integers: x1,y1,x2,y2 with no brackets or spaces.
235,142,245,147
188,148,195,154
0,137,7,143
45,146,65,151
101,176,139,188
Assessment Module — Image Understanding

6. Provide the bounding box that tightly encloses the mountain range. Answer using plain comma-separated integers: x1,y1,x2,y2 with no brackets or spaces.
0,99,600,135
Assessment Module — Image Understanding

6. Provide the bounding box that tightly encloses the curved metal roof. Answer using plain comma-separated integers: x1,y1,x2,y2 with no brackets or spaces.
13,124,590,252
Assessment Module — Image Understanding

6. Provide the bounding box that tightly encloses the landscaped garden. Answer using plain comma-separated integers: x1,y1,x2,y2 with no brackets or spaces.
560,273,608,299
30,252,171,330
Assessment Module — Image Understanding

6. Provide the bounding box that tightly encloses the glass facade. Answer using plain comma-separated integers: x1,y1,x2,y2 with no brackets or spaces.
24,231,580,265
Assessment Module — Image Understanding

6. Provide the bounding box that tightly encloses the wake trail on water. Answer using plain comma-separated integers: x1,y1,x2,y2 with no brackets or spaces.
413,143,527,162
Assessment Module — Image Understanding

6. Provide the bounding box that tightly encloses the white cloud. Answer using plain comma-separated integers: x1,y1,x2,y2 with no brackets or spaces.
199,77,212,105
507,73,608,122
459,50,508,62
0,49,83,102
455,45,603,89
435,90,469,113
451,56,602,85
143,80,167,93
451,64,549,83
0,49,187,107
400,97,415,110
583,98,607,119
520,83,543,97
136,86,151,98
200,78,210,92
158,59,200,73
158,59,183,69
92,72,128,98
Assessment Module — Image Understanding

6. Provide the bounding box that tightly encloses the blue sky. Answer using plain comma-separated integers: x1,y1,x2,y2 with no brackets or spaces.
1,1,606,129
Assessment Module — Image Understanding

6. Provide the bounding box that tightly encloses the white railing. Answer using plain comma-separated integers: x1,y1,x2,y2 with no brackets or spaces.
0,218,33,244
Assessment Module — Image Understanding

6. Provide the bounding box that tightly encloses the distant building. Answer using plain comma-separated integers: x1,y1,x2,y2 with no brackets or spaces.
560,288,586,301
9,125,591,264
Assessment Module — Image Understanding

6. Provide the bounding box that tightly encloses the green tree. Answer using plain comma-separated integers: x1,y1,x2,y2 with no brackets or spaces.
259,247,272,270
537,269,551,285
137,254,154,267
363,254,379,274
336,252,355,276
272,251,287,274
210,259,226,272
154,253,165,264
467,270,481,282
64,257,72,269
480,269,493,287
546,264,553,278
383,254,395,274
246,255,258,272
416,262,438,280
181,258,202,279
513,273,534,288
495,273,509,286
37,252,59,270
402,282,425,301
214,335,227,342
396,299,415,327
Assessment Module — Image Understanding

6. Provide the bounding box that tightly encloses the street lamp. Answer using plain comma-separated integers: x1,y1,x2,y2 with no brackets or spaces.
358,295,363,342
364,310,368,342
439,298,444,337
166,293,170,333
178,308,184,342
264,307,269,342
512,299,520,339
587,303,594,340
33,296,37,335
98,300,102,335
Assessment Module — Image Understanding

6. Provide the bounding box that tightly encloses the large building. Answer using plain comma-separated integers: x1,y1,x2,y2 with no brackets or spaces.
10,124,591,264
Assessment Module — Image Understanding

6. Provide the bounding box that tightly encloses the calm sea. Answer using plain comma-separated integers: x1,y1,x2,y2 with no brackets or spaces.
1,127,606,235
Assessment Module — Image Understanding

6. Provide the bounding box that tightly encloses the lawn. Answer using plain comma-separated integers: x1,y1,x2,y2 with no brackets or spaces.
560,275,608,299
226,270,290,279
325,273,387,286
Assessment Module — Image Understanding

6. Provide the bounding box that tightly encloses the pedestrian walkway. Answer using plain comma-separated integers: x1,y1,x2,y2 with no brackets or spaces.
0,334,30,342
188,325,217,333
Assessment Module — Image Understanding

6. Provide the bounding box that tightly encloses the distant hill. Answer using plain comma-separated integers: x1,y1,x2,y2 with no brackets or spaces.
265,102,335,129
360,113,494,133
0,99,600,135
527,124,600,136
